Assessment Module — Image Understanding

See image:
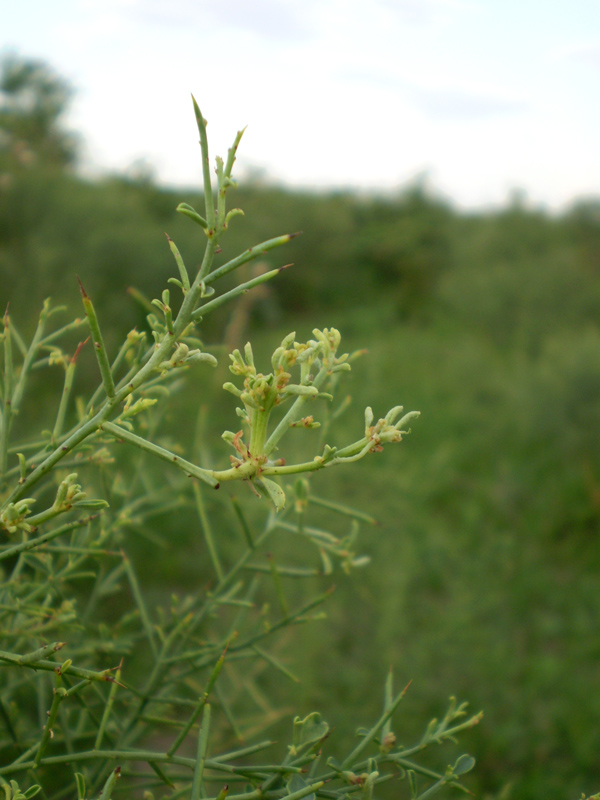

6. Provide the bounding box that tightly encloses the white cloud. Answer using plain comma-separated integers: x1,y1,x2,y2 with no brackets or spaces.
3,0,599,208
338,67,529,121
409,84,529,120
557,39,600,67
379,0,474,25
80,0,316,42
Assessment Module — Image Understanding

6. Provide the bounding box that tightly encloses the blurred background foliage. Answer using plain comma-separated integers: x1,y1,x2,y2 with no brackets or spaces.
2,56,600,800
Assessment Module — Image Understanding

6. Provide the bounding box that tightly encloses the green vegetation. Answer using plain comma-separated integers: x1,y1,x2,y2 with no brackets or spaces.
0,70,480,800
2,55,600,800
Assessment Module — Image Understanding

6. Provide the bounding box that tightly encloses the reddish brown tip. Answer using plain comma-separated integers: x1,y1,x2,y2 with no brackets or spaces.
76,275,88,299
71,337,90,363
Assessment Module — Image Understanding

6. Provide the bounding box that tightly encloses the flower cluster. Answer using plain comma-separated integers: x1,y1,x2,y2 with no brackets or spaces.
222,328,349,459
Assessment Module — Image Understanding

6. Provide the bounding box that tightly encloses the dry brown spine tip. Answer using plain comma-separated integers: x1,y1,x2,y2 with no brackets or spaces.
71,337,90,364
76,276,88,298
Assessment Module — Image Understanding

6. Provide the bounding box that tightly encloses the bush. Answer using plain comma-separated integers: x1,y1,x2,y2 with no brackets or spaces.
0,100,480,799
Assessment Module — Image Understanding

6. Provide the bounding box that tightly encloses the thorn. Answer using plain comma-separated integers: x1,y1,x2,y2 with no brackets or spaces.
289,231,303,239
279,263,293,271
71,337,90,364
76,276,88,299
219,640,231,660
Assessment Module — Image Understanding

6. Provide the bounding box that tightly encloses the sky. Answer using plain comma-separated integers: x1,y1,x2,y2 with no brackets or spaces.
2,0,600,209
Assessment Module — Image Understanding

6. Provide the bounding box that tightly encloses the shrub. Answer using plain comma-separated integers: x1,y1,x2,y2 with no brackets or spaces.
0,99,481,799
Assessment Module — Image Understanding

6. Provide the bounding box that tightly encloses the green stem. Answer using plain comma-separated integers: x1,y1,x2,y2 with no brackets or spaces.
249,407,270,456
0,646,116,683
261,438,374,478
38,316,88,348
225,587,334,656
52,357,77,441
215,156,226,232
0,750,327,800
243,563,319,578
17,642,65,665
123,554,158,657
33,683,66,768
174,238,217,333
263,362,329,457
204,233,300,286
194,483,224,580
101,421,218,488
192,267,287,322
267,554,289,617
9,299,51,427
0,516,96,562
224,127,245,178
253,645,299,683
87,333,144,413
117,610,199,749
230,496,255,549
340,681,412,769
210,741,275,763
78,280,115,398
190,704,211,800
94,668,122,750
191,96,216,238
262,459,324,477
2,322,201,509
1,310,14,476
307,494,378,525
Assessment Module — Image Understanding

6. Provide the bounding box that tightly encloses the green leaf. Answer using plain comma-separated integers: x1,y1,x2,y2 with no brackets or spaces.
260,477,286,511
288,775,314,800
75,772,86,800
407,769,417,799
72,499,109,509
97,767,121,800
452,754,476,775
283,384,319,397
176,202,208,229
292,711,329,751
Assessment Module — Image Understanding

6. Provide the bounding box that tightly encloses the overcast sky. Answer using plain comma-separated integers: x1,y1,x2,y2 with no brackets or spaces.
3,0,600,209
